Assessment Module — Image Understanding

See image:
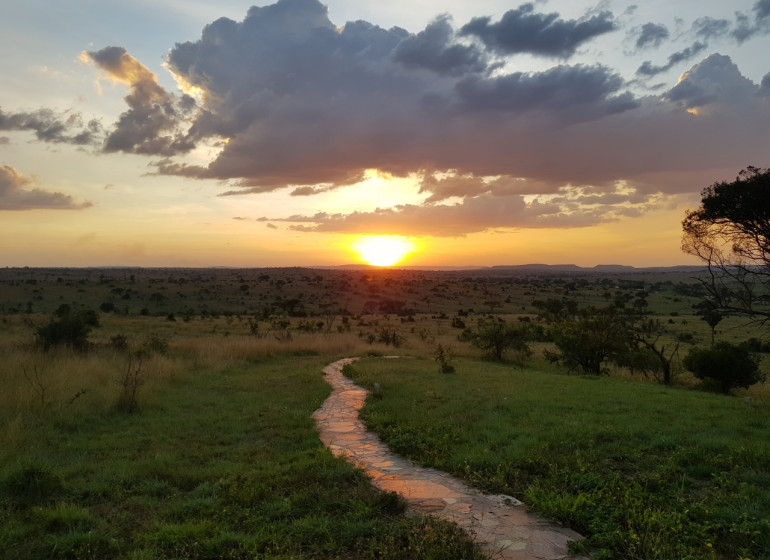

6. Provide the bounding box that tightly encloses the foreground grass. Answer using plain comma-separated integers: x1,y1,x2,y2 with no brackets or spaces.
0,344,484,559
345,357,770,560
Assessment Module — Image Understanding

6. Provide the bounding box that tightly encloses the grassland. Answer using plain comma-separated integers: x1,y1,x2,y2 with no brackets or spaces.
0,329,484,559
345,357,770,560
1,266,768,559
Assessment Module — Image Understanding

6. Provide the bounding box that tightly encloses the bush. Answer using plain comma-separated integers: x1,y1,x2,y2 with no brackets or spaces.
683,341,765,394
109,334,129,350
434,344,455,373
36,308,98,351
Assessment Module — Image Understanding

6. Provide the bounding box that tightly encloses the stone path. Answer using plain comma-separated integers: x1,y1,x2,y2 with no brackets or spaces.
313,357,588,560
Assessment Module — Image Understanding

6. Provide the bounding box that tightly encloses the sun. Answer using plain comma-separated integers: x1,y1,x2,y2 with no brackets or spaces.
352,236,415,267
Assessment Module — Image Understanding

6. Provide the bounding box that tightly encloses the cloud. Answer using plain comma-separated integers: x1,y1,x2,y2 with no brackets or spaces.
759,73,770,97
75,0,769,239
757,0,770,20
638,5,770,79
0,108,102,145
393,15,487,76
692,17,731,41
263,182,659,237
157,0,636,191
636,41,707,77
0,165,92,210
290,185,339,196
664,54,758,109
455,64,638,120
84,46,197,156
459,3,616,58
634,23,669,50
690,2,770,44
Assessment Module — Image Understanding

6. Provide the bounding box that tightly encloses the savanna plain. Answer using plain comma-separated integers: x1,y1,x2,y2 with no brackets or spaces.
1,266,768,560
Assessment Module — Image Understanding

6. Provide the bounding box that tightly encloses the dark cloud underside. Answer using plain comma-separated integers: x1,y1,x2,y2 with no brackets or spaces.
460,3,616,58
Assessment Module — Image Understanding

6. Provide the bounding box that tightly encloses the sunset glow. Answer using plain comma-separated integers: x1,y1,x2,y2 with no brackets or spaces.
1,0,769,268
352,236,415,267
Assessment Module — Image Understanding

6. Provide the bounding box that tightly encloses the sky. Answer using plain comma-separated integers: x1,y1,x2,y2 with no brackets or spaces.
1,0,769,268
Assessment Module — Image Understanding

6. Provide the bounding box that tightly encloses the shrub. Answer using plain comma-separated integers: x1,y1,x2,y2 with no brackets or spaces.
109,334,129,350
142,334,169,355
36,308,98,351
116,353,147,413
434,344,455,373
377,327,402,347
683,341,765,394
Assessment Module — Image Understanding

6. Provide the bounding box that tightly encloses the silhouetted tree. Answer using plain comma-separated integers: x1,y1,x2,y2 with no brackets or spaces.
682,166,770,324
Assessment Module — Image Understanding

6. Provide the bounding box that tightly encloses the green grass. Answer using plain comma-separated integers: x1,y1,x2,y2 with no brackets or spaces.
345,357,770,560
0,352,484,560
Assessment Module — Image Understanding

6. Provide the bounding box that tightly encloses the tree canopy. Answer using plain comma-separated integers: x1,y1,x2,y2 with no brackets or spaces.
682,166,770,323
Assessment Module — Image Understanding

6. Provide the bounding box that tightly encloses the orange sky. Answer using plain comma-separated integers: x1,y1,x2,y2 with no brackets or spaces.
1,0,768,268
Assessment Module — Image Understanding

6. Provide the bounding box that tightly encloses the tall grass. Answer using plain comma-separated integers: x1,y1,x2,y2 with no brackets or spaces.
0,325,485,559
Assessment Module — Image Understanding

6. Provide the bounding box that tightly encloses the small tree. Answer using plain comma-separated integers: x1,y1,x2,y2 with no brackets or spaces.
694,301,723,345
116,353,147,412
683,341,765,394
623,317,680,385
549,308,631,375
470,319,531,364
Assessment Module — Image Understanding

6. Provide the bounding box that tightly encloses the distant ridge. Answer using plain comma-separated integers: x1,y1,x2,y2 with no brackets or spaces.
486,264,705,273
328,263,707,273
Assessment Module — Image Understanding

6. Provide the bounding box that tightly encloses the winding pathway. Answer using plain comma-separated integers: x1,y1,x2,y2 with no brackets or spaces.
313,357,588,560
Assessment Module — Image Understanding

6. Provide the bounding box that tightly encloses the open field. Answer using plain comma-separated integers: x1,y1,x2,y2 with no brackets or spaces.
345,357,770,560
1,266,769,559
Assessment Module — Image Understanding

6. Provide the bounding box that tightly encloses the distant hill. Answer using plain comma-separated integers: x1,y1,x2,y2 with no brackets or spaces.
328,263,707,273
485,264,706,273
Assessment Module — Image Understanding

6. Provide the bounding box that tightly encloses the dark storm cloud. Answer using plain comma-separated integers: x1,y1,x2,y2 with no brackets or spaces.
756,0,770,19
636,41,707,77
455,64,638,120
459,3,616,58
85,47,197,156
634,23,669,49
0,108,102,145
161,0,635,192
393,15,487,76
0,165,92,211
